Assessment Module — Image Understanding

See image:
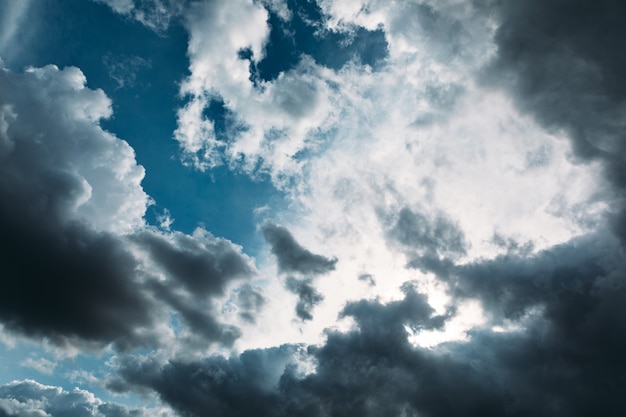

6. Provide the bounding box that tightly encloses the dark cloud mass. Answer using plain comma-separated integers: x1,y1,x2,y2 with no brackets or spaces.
489,0,626,188
135,229,254,297
262,223,336,275
285,277,323,321
0,216,159,350
389,207,467,258
113,253,626,417
0,63,253,350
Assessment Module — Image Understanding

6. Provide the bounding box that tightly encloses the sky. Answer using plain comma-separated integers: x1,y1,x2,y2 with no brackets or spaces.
0,0,625,416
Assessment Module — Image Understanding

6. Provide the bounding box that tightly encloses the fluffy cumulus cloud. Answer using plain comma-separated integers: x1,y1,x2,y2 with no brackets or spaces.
3,0,626,416
0,62,255,352
0,380,163,417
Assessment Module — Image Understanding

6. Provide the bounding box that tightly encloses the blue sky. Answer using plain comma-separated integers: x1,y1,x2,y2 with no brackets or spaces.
1,1,626,416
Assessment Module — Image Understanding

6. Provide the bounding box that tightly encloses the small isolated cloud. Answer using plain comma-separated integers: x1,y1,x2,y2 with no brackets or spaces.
285,276,323,321
20,358,57,375
263,222,336,321
102,54,151,89
262,223,336,275
0,0,35,64
93,0,186,32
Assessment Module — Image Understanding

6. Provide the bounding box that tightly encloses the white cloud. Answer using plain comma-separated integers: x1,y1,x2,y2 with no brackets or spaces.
20,358,57,376
1,64,149,235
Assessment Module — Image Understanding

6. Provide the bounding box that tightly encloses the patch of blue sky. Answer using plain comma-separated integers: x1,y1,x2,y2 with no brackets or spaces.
252,0,388,82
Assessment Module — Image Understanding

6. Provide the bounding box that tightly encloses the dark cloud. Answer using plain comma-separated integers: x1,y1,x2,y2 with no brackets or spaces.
135,229,254,297
0,380,149,417
357,273,376,286
0,63,253,351
234,283,266,323
147,278,241,346
112,229,626,416
0,64,160,350
132,229,254,344
388,207,467,258
488,0,626,189
263,223,335,320
262,223,337,275
0,215,161,350
285,277,323,321
109,345,300,417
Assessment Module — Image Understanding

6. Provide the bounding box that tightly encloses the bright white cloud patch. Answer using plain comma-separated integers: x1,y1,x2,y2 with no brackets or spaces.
172,0,608,349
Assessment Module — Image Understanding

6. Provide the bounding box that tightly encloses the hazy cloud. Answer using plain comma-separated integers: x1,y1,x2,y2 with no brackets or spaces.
111,255,626,416
93,0,186,32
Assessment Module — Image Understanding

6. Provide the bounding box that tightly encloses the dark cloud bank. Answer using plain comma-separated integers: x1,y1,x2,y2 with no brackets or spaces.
111,233,626,416
2,1,626,416
263,222,336,321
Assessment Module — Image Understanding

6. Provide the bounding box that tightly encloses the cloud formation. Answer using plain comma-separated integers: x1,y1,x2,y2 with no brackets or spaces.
263,223,337,275
93,0,186,32
0,63,255,351
111,248,626,416
263,223,336,320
